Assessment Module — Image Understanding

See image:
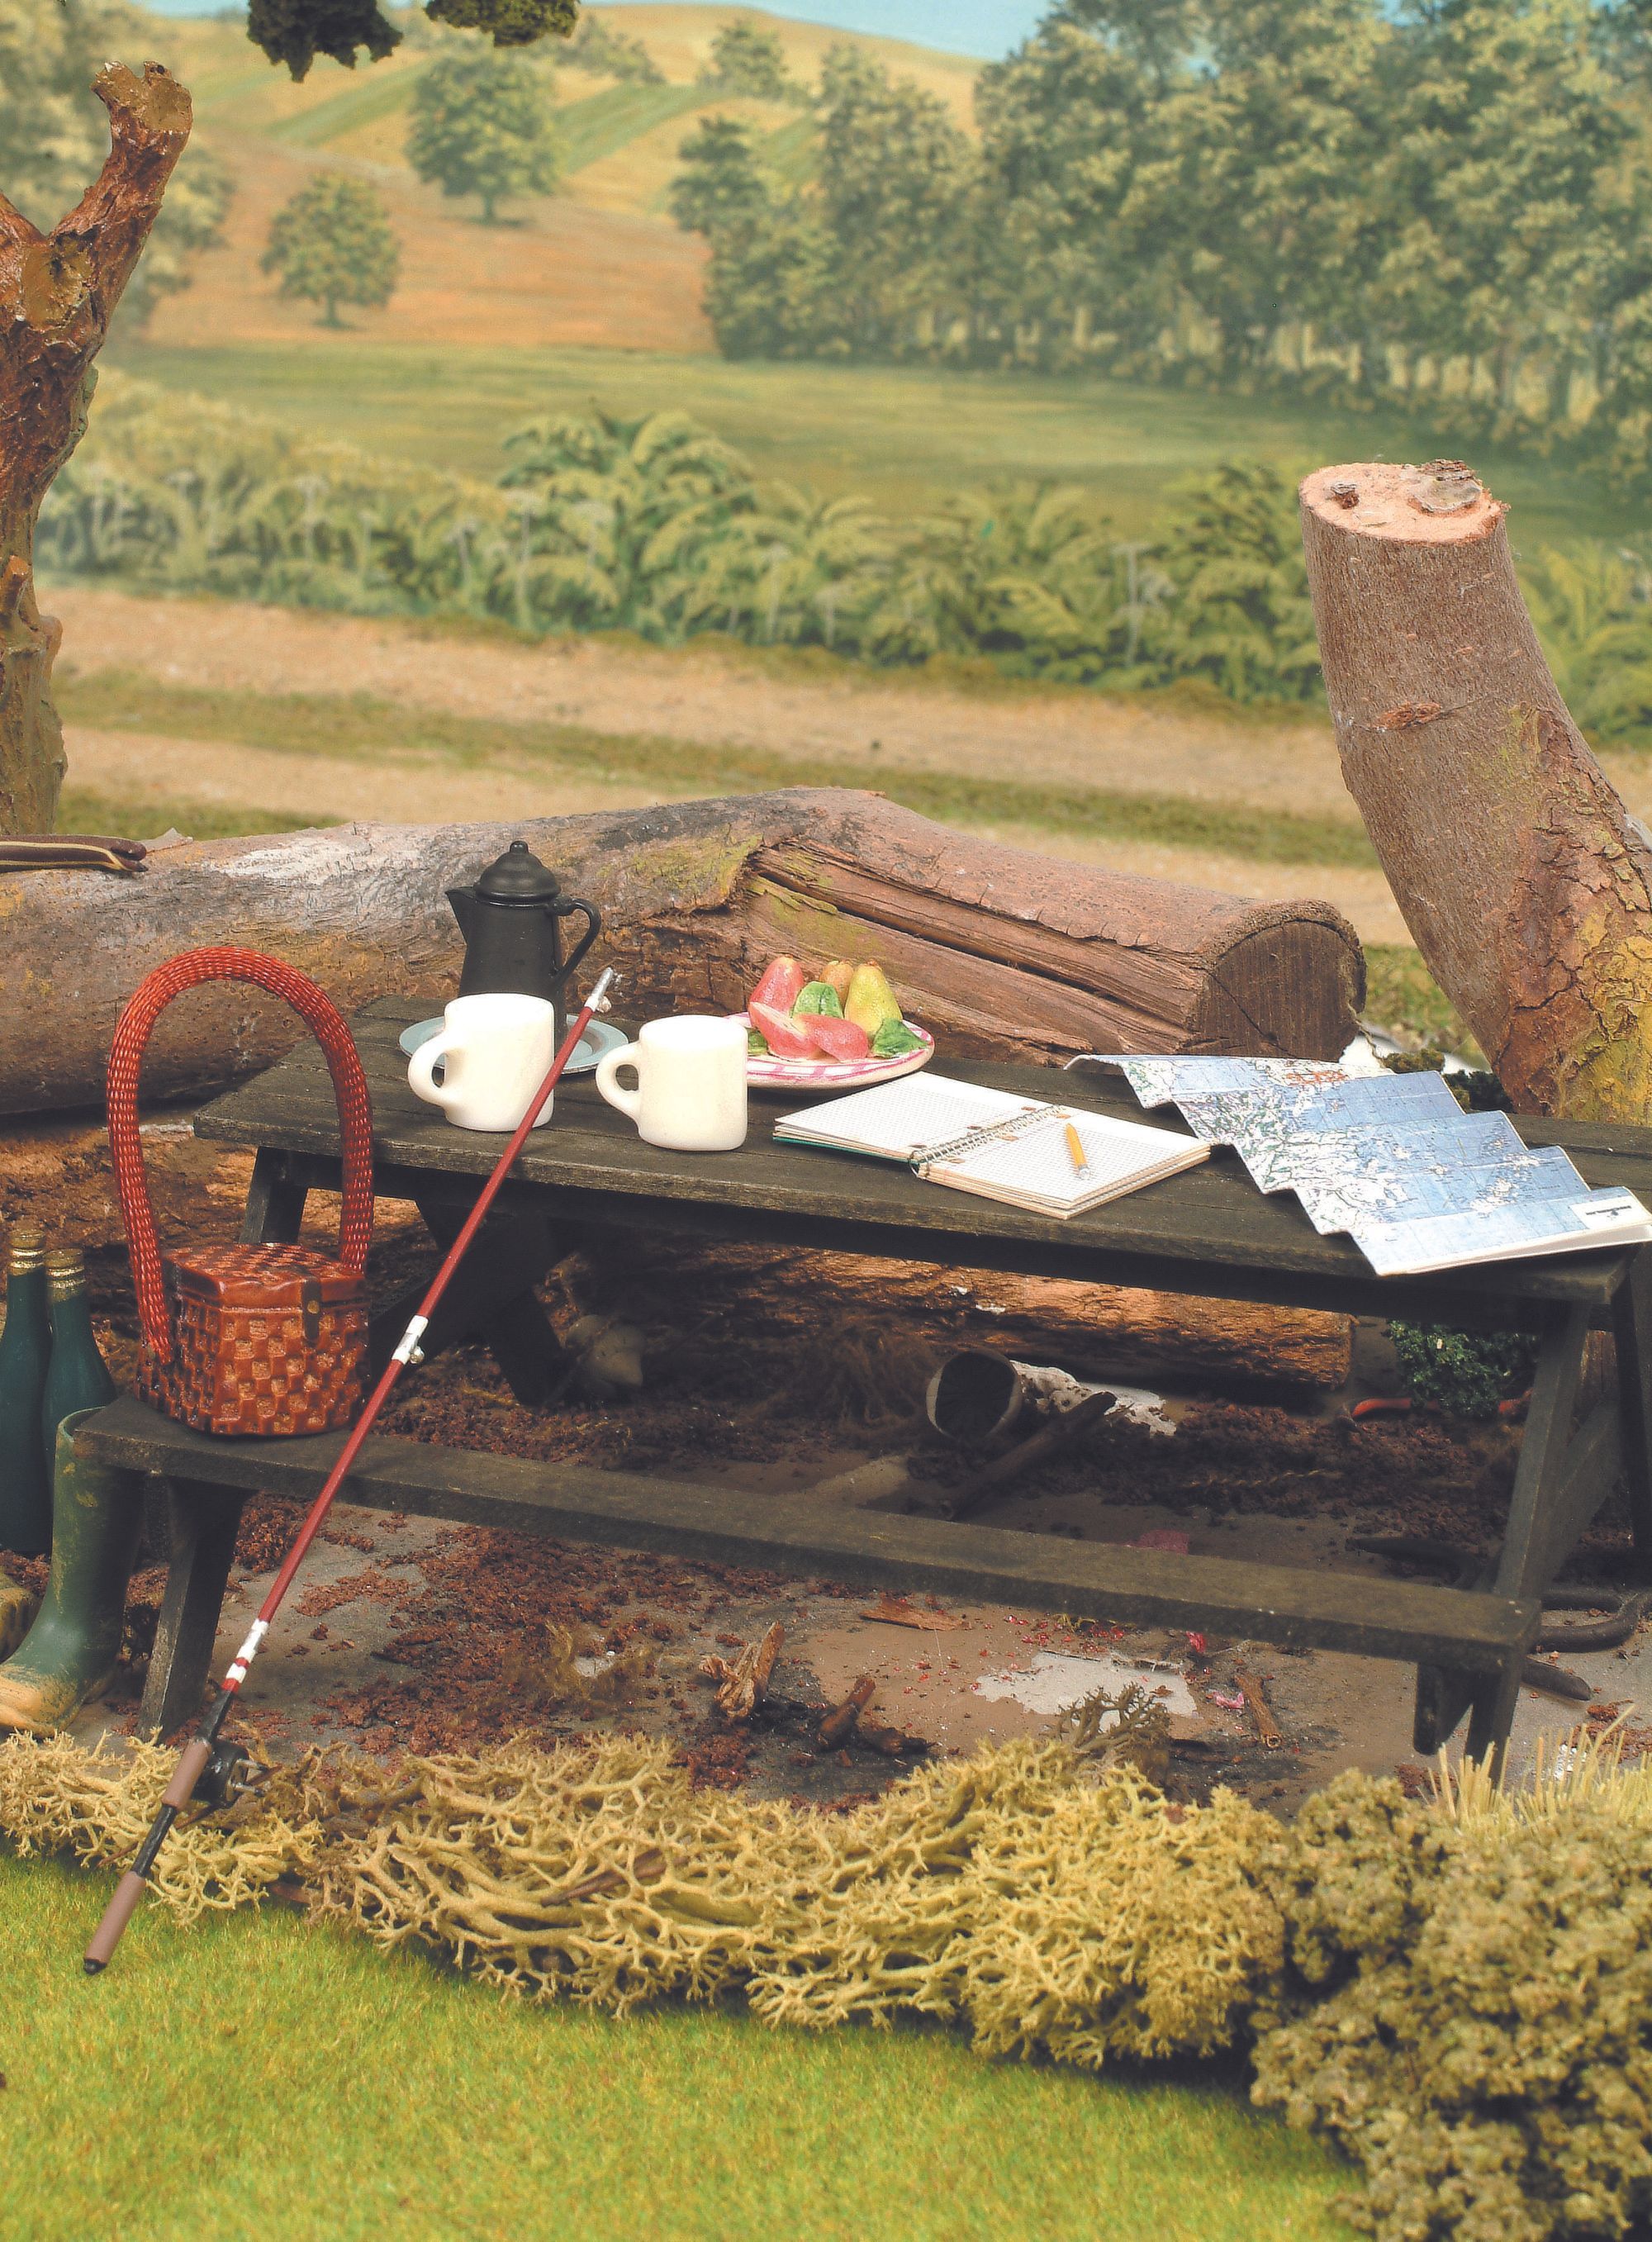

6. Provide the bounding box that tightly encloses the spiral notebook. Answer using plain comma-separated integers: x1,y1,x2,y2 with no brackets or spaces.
773,1074,1209,1217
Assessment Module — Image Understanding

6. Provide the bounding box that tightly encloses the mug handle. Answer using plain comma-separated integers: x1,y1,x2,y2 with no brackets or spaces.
409,1033,459,1112
594,1040,643,1121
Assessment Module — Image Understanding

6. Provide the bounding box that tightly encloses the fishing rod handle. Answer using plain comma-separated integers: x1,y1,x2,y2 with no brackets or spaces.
83,1873,148,1973
82,1735,215,1974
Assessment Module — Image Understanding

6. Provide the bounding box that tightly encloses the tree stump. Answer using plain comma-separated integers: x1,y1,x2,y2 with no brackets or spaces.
1301,460,1652,1121
0,63,192,836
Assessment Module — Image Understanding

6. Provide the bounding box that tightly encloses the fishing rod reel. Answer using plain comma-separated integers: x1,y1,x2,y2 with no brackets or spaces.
192,1739,269,1811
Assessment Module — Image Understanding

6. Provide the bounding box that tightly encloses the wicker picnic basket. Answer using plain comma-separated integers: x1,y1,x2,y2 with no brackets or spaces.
107,948,375,1437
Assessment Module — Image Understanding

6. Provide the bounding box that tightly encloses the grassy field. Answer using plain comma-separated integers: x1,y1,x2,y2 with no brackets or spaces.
107,340,1639,544
4,1852,1356,2242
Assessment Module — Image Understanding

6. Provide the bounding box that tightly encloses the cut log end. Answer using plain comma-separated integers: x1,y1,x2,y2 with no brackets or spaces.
1300,461,1507,549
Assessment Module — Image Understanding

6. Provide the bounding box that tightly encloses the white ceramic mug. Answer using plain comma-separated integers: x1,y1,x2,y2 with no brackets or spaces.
407,993,558,1132
593,1014,748,1152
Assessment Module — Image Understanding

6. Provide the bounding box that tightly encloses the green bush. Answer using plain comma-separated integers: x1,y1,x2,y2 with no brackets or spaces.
1255,1772,1652,2242
1387,1323,1536,1418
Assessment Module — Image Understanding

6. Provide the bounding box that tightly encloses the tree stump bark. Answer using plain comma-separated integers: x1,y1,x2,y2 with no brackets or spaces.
1301,459,1652,1121
0,789,1364,1116
0,64,192,835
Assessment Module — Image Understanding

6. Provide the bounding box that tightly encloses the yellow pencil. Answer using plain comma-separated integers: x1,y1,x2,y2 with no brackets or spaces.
1063,1120,1092,1179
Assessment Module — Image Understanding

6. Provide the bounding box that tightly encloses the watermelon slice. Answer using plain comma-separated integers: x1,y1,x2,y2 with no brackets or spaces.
749,1000,817,1059
750,955,807,1014
804,1014,871,1062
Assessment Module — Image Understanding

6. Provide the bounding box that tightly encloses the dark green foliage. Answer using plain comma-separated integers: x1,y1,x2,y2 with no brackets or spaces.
1255,1775,1652,2242
425,0,577,46
1387,1323,1536,1419
246,0,401,79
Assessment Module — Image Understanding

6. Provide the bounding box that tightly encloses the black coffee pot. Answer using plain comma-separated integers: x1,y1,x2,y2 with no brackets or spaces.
446,841,601,1047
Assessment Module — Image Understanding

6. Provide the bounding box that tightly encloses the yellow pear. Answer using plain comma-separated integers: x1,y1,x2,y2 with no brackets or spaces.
844,961,902,1035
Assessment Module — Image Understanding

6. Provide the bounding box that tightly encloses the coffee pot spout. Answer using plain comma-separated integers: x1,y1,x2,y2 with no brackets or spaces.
445,883,478,943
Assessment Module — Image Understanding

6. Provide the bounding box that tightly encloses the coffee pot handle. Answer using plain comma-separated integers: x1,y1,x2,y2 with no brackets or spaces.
557,896,601,981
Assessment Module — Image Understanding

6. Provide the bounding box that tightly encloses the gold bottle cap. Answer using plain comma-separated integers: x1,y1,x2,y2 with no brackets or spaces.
45,1246,86,1301
7,1224,45,1274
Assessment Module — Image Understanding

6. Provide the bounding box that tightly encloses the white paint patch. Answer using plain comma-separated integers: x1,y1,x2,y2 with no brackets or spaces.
973,1650,1197,1722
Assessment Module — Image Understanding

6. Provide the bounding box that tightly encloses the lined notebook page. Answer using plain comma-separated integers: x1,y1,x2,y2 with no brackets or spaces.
776,1075,1043,1158
923,1109,1189,1204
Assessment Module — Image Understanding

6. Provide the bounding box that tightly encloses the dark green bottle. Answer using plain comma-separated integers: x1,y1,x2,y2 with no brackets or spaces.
42,1249,116,1496
0,1225,52,1556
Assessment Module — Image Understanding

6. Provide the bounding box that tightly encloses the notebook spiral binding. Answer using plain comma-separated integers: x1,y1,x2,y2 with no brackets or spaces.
909,1109,1051,1173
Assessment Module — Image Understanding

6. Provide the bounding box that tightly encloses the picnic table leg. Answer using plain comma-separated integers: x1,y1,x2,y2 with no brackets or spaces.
1412,1303,1592,1766
240,1147,309,1246
1610,1252,1652,1575
410,1191,570,1409
137,1476,246,1740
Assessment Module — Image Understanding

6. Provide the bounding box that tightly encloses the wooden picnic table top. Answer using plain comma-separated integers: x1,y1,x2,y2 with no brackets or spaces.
195,999,1652,1326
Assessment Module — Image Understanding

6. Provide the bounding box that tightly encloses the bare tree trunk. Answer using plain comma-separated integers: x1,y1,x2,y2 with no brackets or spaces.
1301,459,1652,1121
0,64,192,835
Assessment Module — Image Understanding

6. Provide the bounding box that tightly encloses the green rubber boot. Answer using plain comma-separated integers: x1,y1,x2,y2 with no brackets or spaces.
0,1410,142,1731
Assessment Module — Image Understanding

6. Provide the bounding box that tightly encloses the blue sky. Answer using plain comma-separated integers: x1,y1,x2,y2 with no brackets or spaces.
136,1,1047,59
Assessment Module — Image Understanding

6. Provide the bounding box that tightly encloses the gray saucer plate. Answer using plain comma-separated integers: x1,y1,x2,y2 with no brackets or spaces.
398,1015,627,1076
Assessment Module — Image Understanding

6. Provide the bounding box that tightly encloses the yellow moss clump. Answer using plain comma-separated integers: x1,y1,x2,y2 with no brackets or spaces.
0,1731,330,1918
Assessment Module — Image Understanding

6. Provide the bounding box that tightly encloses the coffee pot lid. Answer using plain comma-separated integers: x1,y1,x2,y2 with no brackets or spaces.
472,839,564,904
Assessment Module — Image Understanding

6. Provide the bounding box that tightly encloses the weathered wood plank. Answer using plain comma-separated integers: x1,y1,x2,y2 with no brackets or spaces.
195,1010,1638,1317
78,1397,1538,1670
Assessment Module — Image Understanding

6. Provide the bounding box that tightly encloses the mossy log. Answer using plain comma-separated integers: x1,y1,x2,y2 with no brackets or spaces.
0,64,192,834
1301,460,1652,1120
0,788,1362,1116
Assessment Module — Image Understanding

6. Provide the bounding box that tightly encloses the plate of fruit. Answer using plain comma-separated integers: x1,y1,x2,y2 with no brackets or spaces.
739,955,933,1088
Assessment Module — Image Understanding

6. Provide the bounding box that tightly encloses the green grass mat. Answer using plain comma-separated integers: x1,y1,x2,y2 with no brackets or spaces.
2,1853,1355,2242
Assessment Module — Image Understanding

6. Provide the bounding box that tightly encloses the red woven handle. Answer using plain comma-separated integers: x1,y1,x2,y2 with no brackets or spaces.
107,948,374,1362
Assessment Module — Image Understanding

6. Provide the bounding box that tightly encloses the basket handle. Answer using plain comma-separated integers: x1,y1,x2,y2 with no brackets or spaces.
107,948,374,1362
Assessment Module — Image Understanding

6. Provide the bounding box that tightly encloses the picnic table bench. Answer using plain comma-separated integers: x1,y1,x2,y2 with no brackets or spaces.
78,1000,1652,1768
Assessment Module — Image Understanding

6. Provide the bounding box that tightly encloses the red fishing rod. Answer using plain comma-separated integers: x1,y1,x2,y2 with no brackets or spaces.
84,969,615,1973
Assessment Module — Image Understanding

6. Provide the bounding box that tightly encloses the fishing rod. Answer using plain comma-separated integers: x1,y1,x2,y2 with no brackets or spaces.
84,968,616,1974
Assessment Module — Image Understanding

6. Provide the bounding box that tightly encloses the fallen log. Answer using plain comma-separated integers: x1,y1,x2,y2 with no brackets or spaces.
0,788,1362,1116
1301,460,1652,1120
553,1236,1354,1395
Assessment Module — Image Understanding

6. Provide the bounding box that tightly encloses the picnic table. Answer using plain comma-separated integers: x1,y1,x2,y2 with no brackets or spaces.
78,999,1652,1767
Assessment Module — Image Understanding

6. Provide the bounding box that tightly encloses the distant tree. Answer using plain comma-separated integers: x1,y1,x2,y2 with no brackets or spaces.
262,170,400,325
406,42,560,223
669,115,769,236
701,21,797,101
563,13,662,80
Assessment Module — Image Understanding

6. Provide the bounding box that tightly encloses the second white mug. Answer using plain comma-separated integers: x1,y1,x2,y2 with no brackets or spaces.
407,992,558,1132
593,1014,748,1151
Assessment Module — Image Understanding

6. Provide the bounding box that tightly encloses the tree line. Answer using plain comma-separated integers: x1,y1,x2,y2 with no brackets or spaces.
36,374,1652,747
672,2,1652,487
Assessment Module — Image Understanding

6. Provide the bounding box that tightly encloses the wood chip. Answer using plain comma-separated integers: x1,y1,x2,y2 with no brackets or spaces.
819,1675,876,1748
860,1593,966,1631
700,1622,784,1722
1233,1667,1284,1750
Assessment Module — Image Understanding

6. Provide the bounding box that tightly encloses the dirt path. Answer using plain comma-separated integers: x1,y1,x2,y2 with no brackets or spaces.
42,585,1493,943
